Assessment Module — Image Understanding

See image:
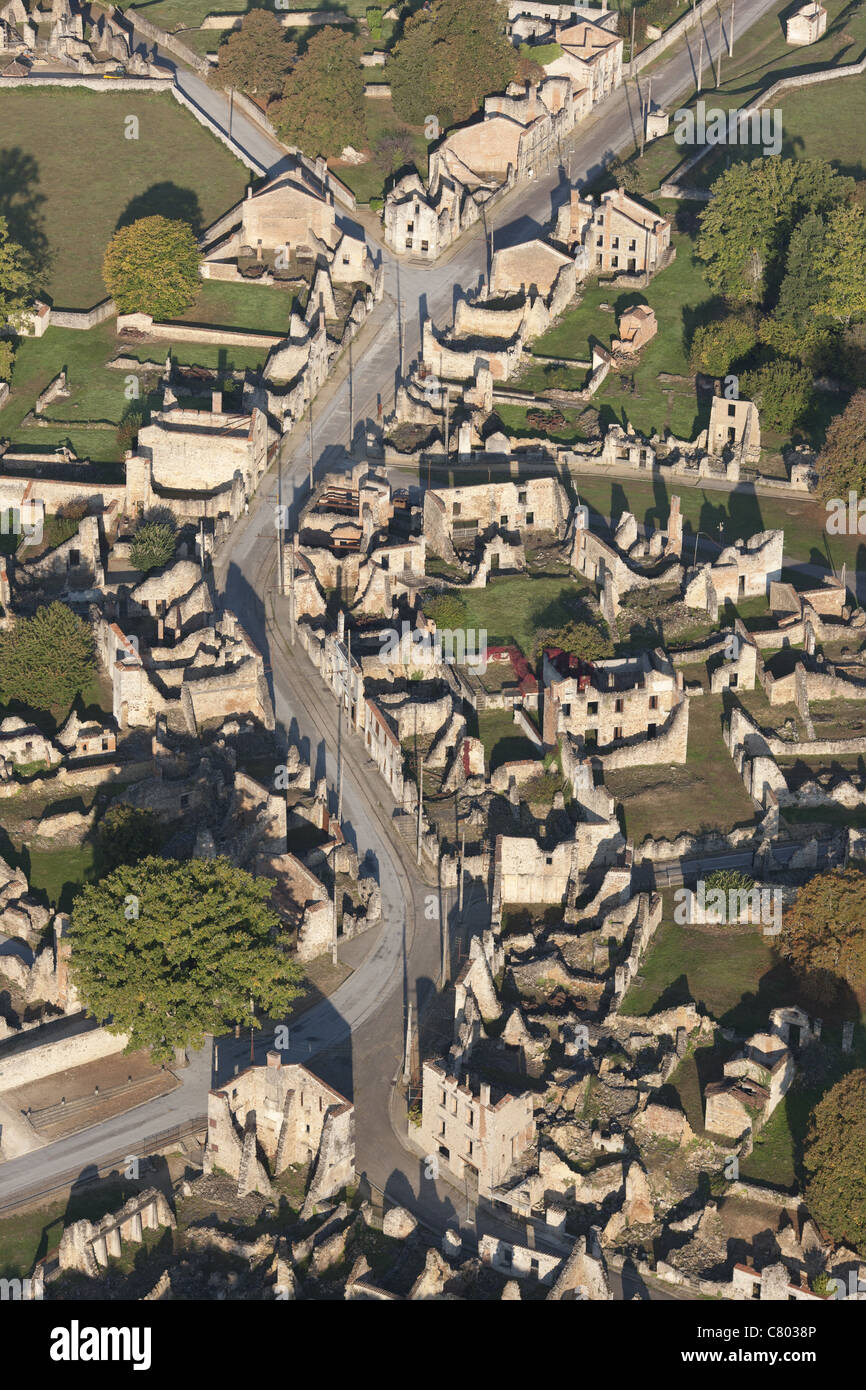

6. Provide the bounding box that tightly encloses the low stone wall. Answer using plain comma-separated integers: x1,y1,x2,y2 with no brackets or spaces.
49,299,116,331
0,1023,130,1093
117,312,283,349
0,74,174,90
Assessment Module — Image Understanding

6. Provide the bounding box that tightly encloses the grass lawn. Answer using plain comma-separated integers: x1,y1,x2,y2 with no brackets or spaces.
176,280,294,334
0,313,278,462
568,471,863,573
0,89,249,307
605,692,757,847
437,573,594,657
331,96,428,206
619,910,792,1031
473,709,539,772
627,0,866,192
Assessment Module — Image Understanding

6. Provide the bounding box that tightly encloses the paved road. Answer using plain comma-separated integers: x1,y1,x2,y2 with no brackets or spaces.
1,0,790,1268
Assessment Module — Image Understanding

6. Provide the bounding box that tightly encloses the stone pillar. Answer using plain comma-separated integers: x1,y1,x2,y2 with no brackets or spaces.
105,1226,122,1260
92,1235,109,1266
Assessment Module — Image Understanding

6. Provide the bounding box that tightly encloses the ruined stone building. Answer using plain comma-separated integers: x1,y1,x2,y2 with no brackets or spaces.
420,1061,536,1199
540,16,623,102
204,1053,355,1212
541,647,685,758
556,187,672,276
786,1,827,43
707,394,761,462
684,530,784,613
127,395,272,538
423,478,570,565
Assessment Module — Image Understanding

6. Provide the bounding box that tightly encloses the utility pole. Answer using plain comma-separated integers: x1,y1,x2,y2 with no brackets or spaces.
308,400,314,491
729,0,734,55
287,541,296,645
458,829,465,919
716,6,723,86
444,386,450,460
629,3,636,75
697,28,704,92
345,629,352,732
415,707,423,866
249,993,255,1065
639,81,646,157
331,855,339,967
402,1001,414,1085
276,448,285,599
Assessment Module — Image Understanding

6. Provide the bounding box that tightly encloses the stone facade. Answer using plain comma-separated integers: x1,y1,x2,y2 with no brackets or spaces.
204,1053,354,1211
786,2,827,44
557,187,672,275
420,1061,536,1199
707,394,761,461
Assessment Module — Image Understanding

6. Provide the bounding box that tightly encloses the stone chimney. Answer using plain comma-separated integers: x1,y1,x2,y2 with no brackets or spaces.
480,1082,491,1107
267,1050,282,1070
211,389,222,414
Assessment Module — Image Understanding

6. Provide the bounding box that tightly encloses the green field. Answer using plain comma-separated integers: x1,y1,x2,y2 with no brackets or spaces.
626,0,866,192
435,574,593,657
605,692,757,848
0,89,249,307
619,910,790,1031
332,96,428,206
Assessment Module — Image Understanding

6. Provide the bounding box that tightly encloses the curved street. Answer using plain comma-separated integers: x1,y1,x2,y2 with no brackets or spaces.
0,0,786,1265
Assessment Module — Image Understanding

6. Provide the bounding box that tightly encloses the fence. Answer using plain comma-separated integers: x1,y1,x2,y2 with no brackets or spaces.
0,1115,208,1216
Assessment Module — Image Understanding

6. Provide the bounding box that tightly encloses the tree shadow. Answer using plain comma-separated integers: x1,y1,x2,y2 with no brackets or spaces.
0,146,52,283
116,182,204,235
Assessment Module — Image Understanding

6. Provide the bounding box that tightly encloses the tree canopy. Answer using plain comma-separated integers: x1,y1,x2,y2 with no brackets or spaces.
534,619,613,664
389,0,518,131
0,216,37,381
272,28,366,159
696,158,853,306
0,602,95,715
102,215,201,319
95,803,165,878
689,314,758,377
803,1070,866,1253
782,867,866,1012
131,518,176,573
739,358,813,434
70,857,303,1062
815,390,866,501
210,10,297,98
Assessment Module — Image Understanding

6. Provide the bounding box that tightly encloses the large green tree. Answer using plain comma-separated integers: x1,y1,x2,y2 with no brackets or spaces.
739,358,813,433
390,0,519,131
815,389,866,501
534,619,613,664
689,314,758,376
0,216,37,381
70,857,303,1062
697,159,853,305
803,1070,866,1253
775,211,830,333
782,868,866,1011
273,28,365,159
210,10,297,99
812,202,866,328
103,215,201,318
0,602,94,715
